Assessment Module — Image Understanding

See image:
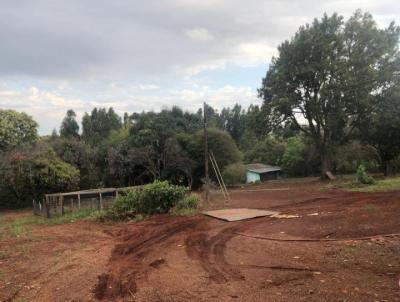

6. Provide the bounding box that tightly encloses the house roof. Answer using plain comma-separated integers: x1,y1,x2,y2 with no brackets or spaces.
246,163,281,174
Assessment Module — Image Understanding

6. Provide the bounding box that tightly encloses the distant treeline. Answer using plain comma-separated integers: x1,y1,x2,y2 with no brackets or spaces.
1,10,400,208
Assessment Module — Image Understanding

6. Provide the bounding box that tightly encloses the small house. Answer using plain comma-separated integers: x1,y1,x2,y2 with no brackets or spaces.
246,163,282,183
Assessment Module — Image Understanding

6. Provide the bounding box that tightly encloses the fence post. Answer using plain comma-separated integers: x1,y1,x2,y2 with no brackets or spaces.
45,196,50,218
61,195,64,216
99,192,103,210
78,193,81,209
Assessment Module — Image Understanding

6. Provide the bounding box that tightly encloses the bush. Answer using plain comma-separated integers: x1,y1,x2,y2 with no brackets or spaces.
107,180,188,219
170,193,201,216
138,180,188,214
110,189,142,219
356,164,375,185
175,194,200,210
222,163,247,185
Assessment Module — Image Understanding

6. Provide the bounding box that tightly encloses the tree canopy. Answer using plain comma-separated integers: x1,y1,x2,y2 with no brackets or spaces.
0,109,38,151
60,109,80,138
259,11,400,176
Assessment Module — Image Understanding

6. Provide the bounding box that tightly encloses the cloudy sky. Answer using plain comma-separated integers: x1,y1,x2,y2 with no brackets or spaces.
0,0,399,134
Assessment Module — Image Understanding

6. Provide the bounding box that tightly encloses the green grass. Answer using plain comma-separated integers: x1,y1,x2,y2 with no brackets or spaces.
170,207,199,217
0,209,105,239
363,204,378,214
0,250,10,260
344,177,400,192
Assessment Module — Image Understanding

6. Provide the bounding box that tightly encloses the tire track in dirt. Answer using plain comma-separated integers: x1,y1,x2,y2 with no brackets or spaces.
94,216,204,300
185,226,245,283
184,217,275,284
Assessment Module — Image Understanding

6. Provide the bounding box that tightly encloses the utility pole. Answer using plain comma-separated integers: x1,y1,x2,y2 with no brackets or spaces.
203,102,209,202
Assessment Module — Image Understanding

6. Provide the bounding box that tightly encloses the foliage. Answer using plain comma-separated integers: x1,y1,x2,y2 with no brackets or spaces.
109,189,142,219
244,137,285,166
138,180,188,214
259,11,400,176
50,137,99,189
107,181,188,219
356,164,375,185
170,194,200,216
60,109,79,139
222,163,247,185
174,194,200,210
334,141,379,174
281,136,316,176
193,127,242,169
82,107,122,145
0,109,38,151
347,176,400,192
0,144,79,208
360,87,400,175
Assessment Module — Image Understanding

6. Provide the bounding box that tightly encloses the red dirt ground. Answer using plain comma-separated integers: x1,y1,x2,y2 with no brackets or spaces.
1,179,400,301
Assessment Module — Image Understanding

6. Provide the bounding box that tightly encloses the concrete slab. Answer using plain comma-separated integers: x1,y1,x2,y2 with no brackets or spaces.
203,208,279,222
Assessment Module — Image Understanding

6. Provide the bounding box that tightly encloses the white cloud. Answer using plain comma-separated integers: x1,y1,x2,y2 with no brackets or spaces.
0,0,398,134
184,27,215,42
0,83,260,134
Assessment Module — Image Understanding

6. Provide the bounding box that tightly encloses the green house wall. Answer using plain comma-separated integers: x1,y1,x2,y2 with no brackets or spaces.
246,171,261,183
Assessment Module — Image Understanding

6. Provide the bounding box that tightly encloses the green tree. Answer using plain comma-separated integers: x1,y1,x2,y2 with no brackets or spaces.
60,109,80,138
360,87,400,175
222,163,247,185
259,11,400,177
0,144,79,208
0,109,38,150
82,107,122,145
281,137,308,176
244,136,285,166
50,137,99,188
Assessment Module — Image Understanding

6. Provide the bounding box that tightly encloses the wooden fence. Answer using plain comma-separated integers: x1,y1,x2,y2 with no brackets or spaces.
33,186,140,218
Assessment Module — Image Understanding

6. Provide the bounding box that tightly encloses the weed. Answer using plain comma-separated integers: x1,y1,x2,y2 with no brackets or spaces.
18,245,31,257
170,208,199,217
363,204,378,214
0,250,10,260
342,176,400,192
8,223,28,238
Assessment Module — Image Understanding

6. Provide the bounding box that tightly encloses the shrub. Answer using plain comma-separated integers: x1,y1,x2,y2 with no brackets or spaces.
109,189,142,219
138,180,188,214
356,164,375,185
175,194,200,210
222,163,247,185
170,193,201,216
107,180,188,219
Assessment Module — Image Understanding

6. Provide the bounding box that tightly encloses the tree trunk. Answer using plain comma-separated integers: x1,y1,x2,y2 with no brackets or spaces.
320,149,332,179
382,161,389,176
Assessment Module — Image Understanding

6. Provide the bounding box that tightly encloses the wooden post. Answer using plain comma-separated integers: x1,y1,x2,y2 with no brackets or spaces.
78,193,81,209
203,102,210,202
99,192,103,210
45,196,50,218
61,195,64,216
209,153,226,199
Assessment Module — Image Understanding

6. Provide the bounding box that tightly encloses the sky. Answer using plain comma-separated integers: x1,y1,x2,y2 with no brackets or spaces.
0,0,399,134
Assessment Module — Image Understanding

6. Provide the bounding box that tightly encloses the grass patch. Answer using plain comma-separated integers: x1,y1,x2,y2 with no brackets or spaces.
363,204,378,214
170,207,199,217
0,209,104,239
344,177,400,192
0,250,10,260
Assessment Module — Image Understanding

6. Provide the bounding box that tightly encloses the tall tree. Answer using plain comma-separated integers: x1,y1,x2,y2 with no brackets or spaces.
60,109,80,138
361,87,400,175
0,109,38,151
81,107,122,145
259,11,400,177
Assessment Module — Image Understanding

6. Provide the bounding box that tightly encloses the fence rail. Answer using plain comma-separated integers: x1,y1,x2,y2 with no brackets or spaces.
33,186,142,218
